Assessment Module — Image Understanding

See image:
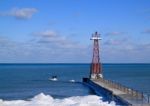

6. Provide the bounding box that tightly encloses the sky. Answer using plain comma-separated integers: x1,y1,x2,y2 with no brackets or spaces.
0,0,150,63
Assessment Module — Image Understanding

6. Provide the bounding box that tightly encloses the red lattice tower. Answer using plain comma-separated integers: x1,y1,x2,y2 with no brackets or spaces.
90,32,102,79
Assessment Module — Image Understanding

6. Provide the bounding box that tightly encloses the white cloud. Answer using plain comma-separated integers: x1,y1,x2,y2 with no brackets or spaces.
103,39,121,45
142,29,150,34
33,30,85,49
34,30,57,38
103,37,129,46
101,36,150,63
0,30,150,63
0,8,37,19
106,31,124,36
100,31,150,63
0,31,90,63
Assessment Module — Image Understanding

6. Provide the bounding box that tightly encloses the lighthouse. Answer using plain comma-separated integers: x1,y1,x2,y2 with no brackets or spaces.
90,32,102,79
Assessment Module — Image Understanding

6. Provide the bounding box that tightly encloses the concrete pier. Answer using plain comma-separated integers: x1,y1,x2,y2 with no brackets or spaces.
83,78,150,106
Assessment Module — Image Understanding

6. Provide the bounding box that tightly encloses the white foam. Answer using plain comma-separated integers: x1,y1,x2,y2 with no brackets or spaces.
0,93,116,106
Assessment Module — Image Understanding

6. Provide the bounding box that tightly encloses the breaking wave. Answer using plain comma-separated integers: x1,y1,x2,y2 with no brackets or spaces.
0,93,116,106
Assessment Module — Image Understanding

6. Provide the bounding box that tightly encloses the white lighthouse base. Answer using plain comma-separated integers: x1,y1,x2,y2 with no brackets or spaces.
90,74,103,79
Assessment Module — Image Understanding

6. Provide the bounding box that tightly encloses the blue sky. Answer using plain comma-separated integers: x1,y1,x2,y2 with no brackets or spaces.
0,0,150,63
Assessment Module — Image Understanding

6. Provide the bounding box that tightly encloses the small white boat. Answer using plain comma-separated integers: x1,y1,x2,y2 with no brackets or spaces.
69,79,75,82
49,76,58,81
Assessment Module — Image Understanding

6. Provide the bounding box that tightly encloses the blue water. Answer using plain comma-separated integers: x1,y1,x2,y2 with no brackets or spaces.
0,64,150,100
0,64,92,100
104,64,150,95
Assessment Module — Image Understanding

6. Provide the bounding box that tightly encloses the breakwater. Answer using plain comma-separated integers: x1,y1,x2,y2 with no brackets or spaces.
83,78,150,106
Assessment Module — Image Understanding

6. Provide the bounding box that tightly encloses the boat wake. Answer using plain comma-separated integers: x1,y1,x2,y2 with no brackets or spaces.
0,93,116,106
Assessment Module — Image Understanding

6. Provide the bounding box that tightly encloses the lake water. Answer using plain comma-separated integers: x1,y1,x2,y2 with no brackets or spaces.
0,64,149,106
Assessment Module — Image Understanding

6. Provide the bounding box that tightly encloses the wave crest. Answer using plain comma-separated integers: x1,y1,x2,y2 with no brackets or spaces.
0,93,116,106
